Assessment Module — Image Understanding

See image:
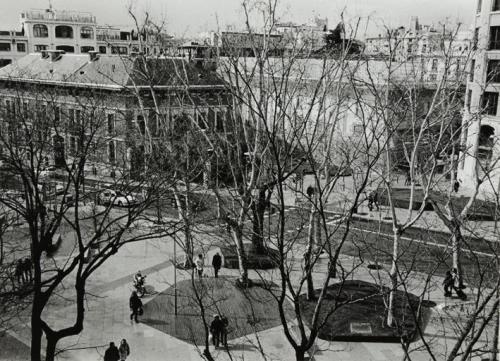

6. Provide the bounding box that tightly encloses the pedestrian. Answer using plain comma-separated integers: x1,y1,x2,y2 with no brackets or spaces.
210,314,223,348
451,268,467,300
118,339,130,361
220,315,229,347
23,257,32,282
367,190,379,211
104,342,120,361
194,254,204,278
443,270,453,297
15,259,24,284
129,291,143,323
212,252,222,278
405,171,411,186
453,179,460,193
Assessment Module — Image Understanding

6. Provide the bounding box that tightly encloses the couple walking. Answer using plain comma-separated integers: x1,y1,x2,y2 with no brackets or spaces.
104,339,130,361
194,252,222,278
210,314,229,348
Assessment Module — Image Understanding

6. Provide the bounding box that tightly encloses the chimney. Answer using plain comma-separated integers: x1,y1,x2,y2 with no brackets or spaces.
47,50,65,62
41,50,49,59
88,50,99,62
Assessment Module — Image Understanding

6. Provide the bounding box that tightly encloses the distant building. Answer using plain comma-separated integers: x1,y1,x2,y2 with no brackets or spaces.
0,7,175,68
0,52,228,177
365,17,471,82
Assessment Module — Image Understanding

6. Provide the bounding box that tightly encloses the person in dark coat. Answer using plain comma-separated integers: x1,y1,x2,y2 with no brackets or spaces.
367,190,379,211
129,291,143,323
104,342,120,361
443,270,453,297
220,315,229,347
212,253,222,278
210,315,223,348
15,259,24,284
23,257,32,282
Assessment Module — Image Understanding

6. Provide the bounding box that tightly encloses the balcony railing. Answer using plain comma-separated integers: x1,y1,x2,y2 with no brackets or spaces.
21,9,96,24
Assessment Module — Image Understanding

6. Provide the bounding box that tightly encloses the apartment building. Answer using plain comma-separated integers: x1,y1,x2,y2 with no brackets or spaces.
458,0,500,195
0,7,175,68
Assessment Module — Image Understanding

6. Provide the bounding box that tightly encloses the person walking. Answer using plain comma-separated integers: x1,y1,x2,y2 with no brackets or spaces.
404,171,411,186
367,190,379,211
129,291,143,323
104,342,120,361
210,315,223,348
23,257,32,282
443,270,453,297
15,259,24,285
212,252,222,278
118,339,130,361
220,315,229,347
194,254,204,278
452,268,467,300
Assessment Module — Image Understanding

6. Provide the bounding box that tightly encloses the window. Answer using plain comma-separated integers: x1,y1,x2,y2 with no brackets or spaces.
137,115,145,135
478,0,483,13
69,136,77,155
490,26,500,50
198,110,208,129
493,0,500,11
108,141,116,163
473,28,479,50
16,43,26,52
33,24,48,38
0,59,11,67
431,58,438,71
98,46,107,54
487,59,500,83
111,46,128,55
55,25,73,39
482,91,499,115
80,46,94,53
56,45,74,53
80,26,94,39
0,43,11,52
470,59,475,82
107,113,115,135
54,106,60,123
34,44,47,52
429,74,437,81
467,90,473,111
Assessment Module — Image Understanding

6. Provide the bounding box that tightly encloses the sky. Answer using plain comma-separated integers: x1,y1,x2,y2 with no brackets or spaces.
0,0,475,38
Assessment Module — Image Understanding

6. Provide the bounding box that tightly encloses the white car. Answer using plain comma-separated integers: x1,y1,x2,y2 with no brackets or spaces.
98,189,137,207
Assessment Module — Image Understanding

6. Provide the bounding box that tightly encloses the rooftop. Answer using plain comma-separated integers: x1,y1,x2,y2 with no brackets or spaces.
0,53,224,90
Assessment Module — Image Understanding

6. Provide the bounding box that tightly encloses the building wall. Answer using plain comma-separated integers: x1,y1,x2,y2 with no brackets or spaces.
458,0,500,197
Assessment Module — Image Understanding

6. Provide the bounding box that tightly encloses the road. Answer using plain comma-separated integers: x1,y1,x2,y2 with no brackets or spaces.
265,208,500,288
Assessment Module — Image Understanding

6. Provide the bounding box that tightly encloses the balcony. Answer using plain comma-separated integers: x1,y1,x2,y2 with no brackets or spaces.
21,9,96,24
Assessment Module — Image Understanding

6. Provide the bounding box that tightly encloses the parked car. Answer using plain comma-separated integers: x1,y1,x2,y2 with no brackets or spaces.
98,189,137,207
40,166,57,179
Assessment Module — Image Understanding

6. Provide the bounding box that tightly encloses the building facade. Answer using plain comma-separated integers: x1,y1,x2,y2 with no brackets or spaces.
0,7,175,68
0,52,228,178
458,0,500,196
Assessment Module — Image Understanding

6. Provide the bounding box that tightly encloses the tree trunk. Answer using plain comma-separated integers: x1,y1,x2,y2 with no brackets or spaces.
232,226,248,284
387,231,400,327
45,336,58,361
489,290,499,361
295,349,306,361
251,187,267,254
305,203,315,300
31,314,43,361
451,224,464,289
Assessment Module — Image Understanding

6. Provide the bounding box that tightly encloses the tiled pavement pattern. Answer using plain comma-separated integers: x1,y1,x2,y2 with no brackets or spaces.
142,277,294,346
